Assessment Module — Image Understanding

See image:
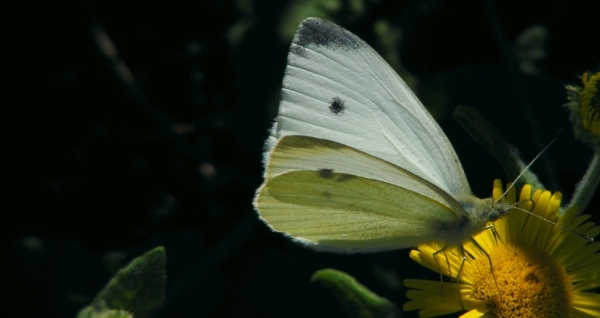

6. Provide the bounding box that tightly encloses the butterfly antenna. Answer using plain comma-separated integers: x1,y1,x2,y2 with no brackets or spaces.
495,129,564,205
510,203,594,242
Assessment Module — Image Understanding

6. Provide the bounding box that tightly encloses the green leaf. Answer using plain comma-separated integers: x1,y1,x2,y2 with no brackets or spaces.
78,246,166,317
311,269,400,318
77,306,133,318
278,0,367,42
453,104,545,191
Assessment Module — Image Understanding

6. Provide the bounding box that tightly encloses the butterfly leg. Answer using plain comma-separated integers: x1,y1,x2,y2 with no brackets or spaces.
488,224,506,248
455,244,468,310
469,235,503,307
469,237,495,278
431,245,462,306
431,244,451,296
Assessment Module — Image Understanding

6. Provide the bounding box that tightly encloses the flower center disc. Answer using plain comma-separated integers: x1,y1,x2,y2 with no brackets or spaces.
471,244,572,317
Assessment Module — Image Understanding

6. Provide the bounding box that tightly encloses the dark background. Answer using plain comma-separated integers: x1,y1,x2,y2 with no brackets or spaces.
7,0,599,317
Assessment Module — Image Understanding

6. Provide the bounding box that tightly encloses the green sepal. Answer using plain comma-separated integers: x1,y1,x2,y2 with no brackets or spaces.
311,268,400,318
77,246,166,318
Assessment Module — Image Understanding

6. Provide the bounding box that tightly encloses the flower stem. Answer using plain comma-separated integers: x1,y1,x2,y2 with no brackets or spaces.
567,150,600,215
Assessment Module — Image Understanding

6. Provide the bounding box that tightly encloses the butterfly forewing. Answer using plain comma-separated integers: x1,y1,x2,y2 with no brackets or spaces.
269,18,470,196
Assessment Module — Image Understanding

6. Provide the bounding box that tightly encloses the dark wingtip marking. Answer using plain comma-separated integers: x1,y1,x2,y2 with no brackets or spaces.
294,18,361,50
329,97,345,114
290,45,306,58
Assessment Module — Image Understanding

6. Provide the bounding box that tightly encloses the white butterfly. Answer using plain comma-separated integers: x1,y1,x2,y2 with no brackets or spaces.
253,17,508,253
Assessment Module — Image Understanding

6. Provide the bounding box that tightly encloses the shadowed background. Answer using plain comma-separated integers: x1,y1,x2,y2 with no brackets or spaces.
7,0,599,317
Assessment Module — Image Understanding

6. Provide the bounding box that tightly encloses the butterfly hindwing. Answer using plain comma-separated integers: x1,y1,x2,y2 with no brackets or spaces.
255,135,464,252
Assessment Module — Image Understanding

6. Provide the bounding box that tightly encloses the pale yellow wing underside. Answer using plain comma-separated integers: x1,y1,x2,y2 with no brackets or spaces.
255,135,467,252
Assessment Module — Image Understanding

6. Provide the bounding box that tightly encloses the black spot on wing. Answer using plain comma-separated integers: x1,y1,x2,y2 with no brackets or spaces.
318,169,334,179
329,97,345,114
294,18,361,51
318,169,355,182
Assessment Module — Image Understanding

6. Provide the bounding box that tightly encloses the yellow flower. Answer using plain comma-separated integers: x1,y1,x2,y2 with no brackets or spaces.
566,71,600,148
580,71,600,137
403,180,600,317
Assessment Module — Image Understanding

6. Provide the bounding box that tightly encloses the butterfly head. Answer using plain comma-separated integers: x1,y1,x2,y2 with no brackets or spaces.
487,200,512,222
452,196,512,241
459,196,512,222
